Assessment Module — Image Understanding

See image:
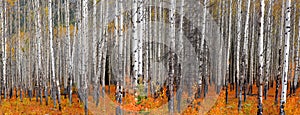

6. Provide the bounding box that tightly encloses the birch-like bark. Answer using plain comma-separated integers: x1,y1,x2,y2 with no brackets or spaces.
34,0,43,104
82,0,89,114
176,0,184,112
65,0,72,104
168,0,176,113
2,0,7,99
137,0,144,85
114,0,122,114
48,0,61,110
92,0,97,88
243,0,251,101
102,0,109,98
132,0,139,101
265,0,273,100
0,0,3,102
114,0,119,100
257,0,265,114
17,0,22,102
117,0,124,114
280,0,291,114
199,0,208,100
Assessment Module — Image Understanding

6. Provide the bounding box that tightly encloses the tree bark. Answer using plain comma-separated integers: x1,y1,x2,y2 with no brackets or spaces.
280,0,291,114
257,0,265,114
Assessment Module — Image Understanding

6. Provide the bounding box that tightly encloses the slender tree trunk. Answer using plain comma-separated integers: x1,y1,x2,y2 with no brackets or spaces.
265,0,273,100
198,0,208,101
176,0,184,113
168,0,176,114
92,0,97,92
2,0,7,99
132,0,139,101
226,0,233,104
237,0,242,111
294,4,300,95
65,0,72,104
243,0,251,102
280,0,291,114
275,0,285,105
257,0,265,114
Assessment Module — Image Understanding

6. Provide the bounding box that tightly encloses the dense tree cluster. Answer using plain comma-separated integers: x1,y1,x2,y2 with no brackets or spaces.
0,0,299,114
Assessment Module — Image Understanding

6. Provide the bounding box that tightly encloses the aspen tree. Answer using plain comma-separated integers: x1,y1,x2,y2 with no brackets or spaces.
257,0,265,114
280,0,291,114
168,0,176,113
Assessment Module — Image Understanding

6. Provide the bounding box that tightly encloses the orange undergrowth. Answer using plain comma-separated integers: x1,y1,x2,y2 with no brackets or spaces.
0,93,91,114
1,82,300,114
107,85,169,112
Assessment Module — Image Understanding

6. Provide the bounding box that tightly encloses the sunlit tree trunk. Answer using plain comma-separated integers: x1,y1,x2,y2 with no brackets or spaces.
92,0,97,90
119,0,124,100
0,0,3,102
17,0,22,102
34,0,43,104
265,0,273,100
198,0,208,100
102,0,109,99
257,0,265,114
168,0,176,114
114,0,122,114
132,0,139,101
280,0,291,114
65,0,72,105
82,0,89,114
2,0,7,99
48,0,61,110
242,0,251,102
137,0,144,90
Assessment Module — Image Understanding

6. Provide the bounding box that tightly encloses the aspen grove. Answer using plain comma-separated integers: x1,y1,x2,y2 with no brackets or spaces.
1,0,300,114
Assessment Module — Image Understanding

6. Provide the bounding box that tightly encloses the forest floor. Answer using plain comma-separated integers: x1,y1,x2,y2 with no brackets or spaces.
0,83,300,114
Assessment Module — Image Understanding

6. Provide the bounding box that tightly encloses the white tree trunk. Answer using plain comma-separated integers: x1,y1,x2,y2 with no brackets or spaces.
199,0,208,98
82,0,89,114
2,0,7,99
34,0,42,104
258,0,265,114
280,0,291,114
265,0,273,100
116,0,124,114
17,0,22,101
226,0,233,104
65,0,72,104
92,0,97,87
169,0,176,113
237,0,242,110
137,0,144,79
0,0,2,102
132,0,139,101
48,0,61,110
